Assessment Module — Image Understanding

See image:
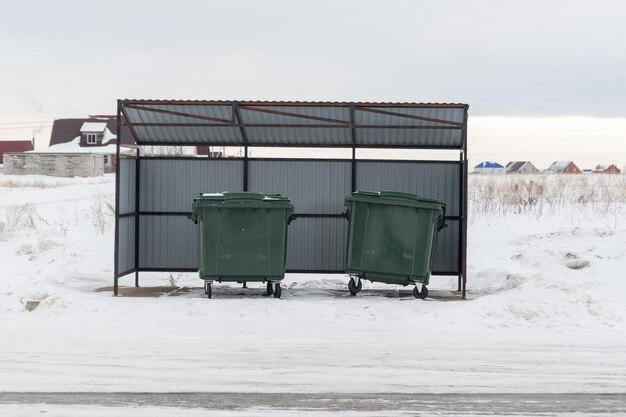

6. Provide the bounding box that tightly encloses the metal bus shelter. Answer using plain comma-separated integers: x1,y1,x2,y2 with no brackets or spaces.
114,100,469,297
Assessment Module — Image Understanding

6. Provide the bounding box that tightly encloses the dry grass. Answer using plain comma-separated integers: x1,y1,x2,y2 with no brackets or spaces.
469,174,626,218
0,203,50,236
0,179,62,188
87,195,115,235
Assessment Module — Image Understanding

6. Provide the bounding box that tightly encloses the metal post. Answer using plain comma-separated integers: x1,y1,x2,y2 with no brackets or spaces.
243,145,249,191
461,108,469,300
351,147,356,192
233,103,249,191
458,149,463,293
113,100,122,296
134,147,140,287
349,105,356,193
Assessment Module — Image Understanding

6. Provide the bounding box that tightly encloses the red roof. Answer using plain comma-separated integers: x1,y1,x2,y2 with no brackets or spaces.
49,118,135,147
0,140,34,163
49,117,208,156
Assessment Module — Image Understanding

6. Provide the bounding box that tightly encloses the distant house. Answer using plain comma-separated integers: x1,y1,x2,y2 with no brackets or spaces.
473,161,505,174
593,164,621,174
44,117,136,172
546,161,581,174
48,117,208,160
79,122,113,147
0,140,33,164
4,117,136,177
4,116,208,177
505,161,539,174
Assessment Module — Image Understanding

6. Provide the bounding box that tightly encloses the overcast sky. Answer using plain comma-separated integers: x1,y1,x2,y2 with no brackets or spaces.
1,0,625,168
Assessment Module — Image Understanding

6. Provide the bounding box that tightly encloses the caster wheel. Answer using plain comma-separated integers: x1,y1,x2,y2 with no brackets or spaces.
413,285,428,299
207,283,212,299
204,282,208,294
273,284,282,299
348,277,362,295
266,281,274,296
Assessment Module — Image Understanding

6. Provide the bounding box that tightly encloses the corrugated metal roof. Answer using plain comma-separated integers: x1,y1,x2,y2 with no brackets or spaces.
547,161,571,173
506,161,526,172
475,161,503,169
120,100,468,148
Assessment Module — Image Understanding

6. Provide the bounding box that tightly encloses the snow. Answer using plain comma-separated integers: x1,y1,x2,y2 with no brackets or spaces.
0,405,401,417
0,173,625,395
140,145,198,156
101,126,116,143
32,135,134,155
80,122,107,133
0,404,487,417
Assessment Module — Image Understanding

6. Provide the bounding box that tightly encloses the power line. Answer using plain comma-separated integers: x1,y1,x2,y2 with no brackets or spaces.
0,125,52,130
0,119,118,130
0,118,117,127
0,120,53,125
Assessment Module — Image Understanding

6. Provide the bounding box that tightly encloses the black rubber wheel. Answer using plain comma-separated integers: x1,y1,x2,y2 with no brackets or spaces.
348,277,362,295
207,283,212,299
413,285,428,299
204,282,208,294
273,284,282,299
266,281,274,296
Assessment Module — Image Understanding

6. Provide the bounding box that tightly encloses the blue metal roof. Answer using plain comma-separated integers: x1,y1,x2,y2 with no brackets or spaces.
474,161,503,169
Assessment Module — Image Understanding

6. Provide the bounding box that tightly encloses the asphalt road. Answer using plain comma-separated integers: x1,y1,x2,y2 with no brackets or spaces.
1,392,626,415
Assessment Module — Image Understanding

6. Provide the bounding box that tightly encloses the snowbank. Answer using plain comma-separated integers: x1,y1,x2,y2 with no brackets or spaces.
0,173,625,393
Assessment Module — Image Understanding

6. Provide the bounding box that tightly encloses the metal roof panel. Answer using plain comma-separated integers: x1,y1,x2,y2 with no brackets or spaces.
120,100,467,148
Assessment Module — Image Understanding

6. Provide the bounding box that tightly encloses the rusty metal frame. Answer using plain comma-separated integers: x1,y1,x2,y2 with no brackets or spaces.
121,99,466,108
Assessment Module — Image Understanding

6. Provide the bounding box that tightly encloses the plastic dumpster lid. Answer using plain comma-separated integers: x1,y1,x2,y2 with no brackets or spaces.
195,192,292,205
221,192,264,200
348,190,445,210
198,192,284,200
378,191,444,205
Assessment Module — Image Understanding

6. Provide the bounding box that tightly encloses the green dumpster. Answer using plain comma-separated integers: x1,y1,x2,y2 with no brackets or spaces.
344,191,446,299
192,192,294,298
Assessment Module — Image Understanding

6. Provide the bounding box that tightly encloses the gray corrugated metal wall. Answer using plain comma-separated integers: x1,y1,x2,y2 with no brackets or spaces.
136,159,243,270
356,162,460,216
139,216,198,269
117,158,136,274
286,218,347,270
249,160,351,214
118,217,135,273
118,158,136,214
139,159,243,211
124,158,460,275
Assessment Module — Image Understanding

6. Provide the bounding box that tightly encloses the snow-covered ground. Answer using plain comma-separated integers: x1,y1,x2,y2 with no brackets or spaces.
0,173,625,395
